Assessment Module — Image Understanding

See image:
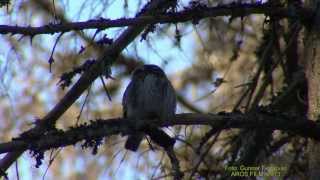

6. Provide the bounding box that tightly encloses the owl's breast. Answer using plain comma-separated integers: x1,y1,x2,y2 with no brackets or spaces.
138,75,167,115
125,74,175,121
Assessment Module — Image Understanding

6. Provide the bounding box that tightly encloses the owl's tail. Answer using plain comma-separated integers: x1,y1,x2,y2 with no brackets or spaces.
125,133,144,151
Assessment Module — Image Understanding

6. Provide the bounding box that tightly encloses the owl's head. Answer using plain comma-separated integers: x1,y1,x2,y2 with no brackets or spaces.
132,64,166,79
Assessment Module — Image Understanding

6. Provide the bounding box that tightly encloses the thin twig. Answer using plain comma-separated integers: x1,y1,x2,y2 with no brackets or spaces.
76,85,91,125
165,147,183,180
48,32,64,72
189,132,220,179
99,76,112,102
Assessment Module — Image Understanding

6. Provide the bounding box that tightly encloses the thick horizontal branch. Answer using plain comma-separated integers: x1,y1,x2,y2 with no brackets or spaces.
0,112,318,154
0,3,311,36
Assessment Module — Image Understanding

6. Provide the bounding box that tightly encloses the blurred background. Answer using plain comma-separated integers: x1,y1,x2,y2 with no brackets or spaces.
0,0,296,179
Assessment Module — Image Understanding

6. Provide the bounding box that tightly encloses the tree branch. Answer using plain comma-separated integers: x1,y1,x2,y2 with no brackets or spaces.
0,3,311,36
0,112,318,154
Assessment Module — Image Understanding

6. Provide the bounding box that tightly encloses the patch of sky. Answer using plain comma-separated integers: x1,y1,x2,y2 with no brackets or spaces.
63,0,195,74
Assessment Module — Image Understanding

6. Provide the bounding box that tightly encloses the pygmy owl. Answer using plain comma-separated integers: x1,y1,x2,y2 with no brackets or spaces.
122,64,176,151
